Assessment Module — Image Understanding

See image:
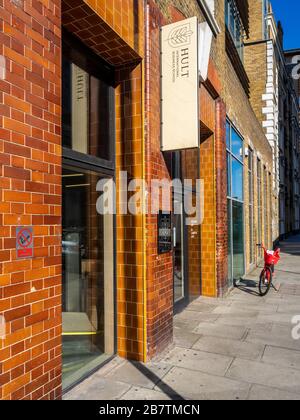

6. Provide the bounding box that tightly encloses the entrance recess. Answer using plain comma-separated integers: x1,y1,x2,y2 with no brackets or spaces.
62,31,116,390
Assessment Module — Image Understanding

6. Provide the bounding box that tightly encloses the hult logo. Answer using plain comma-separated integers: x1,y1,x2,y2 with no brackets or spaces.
168,22,193,79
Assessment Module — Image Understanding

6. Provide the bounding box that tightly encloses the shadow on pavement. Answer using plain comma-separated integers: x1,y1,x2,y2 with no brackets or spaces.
235,279,261,297
129,361,185,400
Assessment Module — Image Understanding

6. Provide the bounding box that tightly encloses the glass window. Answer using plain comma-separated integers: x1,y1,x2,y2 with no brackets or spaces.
226,119,245,284
232,201,245,280
62,41,114,162
231,128,244,162
225,0,245,62
232,158,243,201
62,166,115,390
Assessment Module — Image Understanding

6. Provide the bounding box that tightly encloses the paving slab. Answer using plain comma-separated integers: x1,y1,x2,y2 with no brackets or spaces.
155,367,251,400
121,387,172,401
105,361,172,390
186,303,218,313
230,301,279,313
256,312,297,325
175,311,219,323
193,336,265,361
64,237,300,401
64,377,130,400
262,346,300,371
173,326,202,349
246,324,300,351
194,322,248,341
212,306,258,316
226,358,300,394
214,314,258,327
162,347,233,376
248,384,300,400
277,304,300,314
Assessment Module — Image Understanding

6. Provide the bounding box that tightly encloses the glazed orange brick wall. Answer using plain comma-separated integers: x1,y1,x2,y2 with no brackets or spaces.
199,86,217,298
84,0,144,57
115,64,145,361
61,0,145,362
62,0,142,66
0,0,62,400
215,99,228,297
145,0,174,359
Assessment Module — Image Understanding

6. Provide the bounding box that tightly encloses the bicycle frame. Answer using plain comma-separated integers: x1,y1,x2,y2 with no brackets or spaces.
257,243,280,292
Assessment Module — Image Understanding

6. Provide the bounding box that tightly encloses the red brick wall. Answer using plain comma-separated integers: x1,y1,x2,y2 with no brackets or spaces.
0,0,62,400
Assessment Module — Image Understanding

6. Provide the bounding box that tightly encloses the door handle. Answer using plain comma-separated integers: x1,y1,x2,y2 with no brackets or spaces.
173,227,177,248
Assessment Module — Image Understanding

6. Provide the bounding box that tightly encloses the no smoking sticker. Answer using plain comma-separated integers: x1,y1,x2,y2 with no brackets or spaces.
16,227,34,259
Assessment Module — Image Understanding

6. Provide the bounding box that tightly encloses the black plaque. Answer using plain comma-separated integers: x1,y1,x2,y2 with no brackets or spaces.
158,211,172,254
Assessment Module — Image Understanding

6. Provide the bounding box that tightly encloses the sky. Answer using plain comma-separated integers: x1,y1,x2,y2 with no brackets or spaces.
271,0,300,50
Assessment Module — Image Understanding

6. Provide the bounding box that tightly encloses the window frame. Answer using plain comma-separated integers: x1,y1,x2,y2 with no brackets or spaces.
62,29,116,172
248,148,254,265
225,0,245,62
226,119,245,284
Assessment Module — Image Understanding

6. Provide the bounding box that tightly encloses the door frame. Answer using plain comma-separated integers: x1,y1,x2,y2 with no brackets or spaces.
173,191,190,314
61,160,117,393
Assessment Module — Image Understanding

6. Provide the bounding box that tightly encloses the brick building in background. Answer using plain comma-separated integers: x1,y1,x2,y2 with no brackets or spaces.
0,0,290,400
244,0,300,239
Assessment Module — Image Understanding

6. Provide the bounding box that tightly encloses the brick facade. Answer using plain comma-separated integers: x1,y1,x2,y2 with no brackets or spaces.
0,0,279,400
0,0,62,400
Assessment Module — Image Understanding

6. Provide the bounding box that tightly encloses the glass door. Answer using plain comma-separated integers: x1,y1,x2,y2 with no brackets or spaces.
62,166,115,390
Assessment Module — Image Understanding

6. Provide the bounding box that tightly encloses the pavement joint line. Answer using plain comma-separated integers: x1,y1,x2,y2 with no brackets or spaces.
244,338,300,354
224,356,236,377
158,359,237,380
260,345,267,361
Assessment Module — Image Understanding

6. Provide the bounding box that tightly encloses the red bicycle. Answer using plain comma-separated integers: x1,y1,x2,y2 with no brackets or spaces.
257,244,281,296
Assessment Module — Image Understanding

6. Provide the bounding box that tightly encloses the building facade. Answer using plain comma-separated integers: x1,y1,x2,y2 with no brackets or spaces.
244,0,300,239
284,49,300,236
0,0,276,400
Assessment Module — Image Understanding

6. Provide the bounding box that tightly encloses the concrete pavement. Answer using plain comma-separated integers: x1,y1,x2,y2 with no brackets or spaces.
64,235,300,400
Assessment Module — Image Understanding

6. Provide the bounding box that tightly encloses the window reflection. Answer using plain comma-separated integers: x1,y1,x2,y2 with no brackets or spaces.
62,44,114,162
232,158,243,201
231,128,244,162
227,120,245,284
62,167,115,390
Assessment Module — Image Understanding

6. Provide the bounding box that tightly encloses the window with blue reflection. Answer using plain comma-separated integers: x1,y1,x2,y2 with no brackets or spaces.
226,122,244,200
226,119,245,285
231,128,244,162
232,157,243,201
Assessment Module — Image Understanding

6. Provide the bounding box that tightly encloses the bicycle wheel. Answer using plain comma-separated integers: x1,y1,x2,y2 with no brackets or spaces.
259,267,272,297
